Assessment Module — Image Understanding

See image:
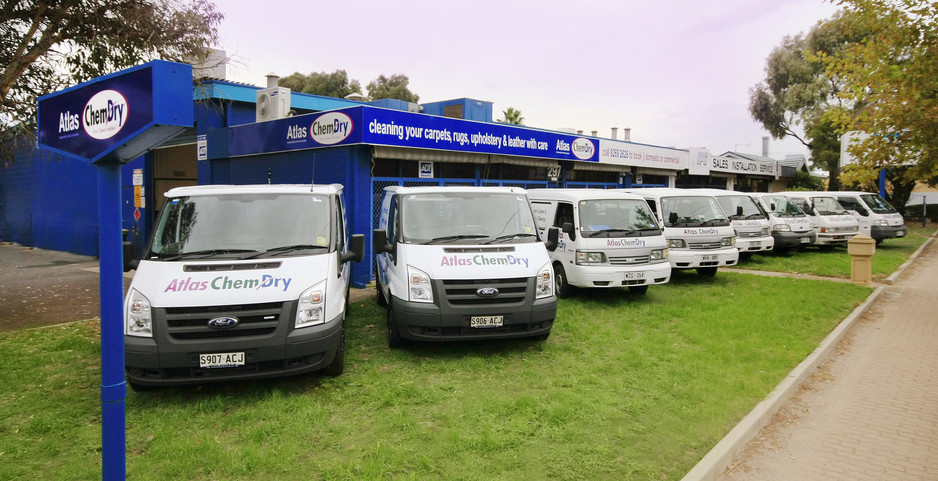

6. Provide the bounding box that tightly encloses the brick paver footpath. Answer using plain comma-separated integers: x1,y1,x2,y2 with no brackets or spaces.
719,239,938,481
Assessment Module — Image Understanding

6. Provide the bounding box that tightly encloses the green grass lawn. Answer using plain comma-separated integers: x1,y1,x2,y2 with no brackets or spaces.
735,224,935,281
1,272,874,480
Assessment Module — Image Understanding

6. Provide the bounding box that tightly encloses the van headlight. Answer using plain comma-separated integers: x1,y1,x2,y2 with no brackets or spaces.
536,263,553,299
650,248,669,261
668,239,686,249
296,281,326,328
875,219,889,227
762,227,771,236
408,265,433,303
773,224,791,232
125,289,152,337
576,251,606,265
721,237,736,247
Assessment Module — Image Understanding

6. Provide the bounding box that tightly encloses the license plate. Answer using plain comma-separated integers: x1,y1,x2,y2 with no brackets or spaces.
623,271,646,280
750,241,761,247
470,316,504,328
897,230,906,237
800,237,811,244
701,255,718,262
199,352,245,369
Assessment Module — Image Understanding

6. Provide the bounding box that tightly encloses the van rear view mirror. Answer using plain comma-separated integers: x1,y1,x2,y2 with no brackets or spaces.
545,226,560,252
561,222,576,241
341,234,365,264
668,212,678,225
373,229,394,257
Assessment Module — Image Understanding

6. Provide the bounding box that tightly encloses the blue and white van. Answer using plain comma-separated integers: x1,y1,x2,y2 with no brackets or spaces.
784,191,860,247
373,186,559,347
123,184,364,390
527,188,671,296
696,189,774,256
622,188,738,277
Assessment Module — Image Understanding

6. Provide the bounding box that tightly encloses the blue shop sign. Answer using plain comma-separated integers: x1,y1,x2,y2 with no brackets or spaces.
224,105,599,162
37,60,193,164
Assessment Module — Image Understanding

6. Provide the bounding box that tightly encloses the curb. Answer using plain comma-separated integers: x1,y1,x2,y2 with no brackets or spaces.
680,232,936,481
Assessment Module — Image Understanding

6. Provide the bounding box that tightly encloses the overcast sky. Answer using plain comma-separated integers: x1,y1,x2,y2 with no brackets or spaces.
215,0,841,160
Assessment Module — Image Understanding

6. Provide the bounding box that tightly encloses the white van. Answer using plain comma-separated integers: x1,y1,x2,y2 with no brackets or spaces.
821,191,906,243
750,193,817,252
527,189,671,296
784,191,860,247
622,188,738,276
696,189,774,256
123,184,364,390
373,186,559,347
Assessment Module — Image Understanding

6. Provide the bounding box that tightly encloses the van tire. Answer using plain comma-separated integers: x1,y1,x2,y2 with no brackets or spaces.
554,263,571,298
387,300,405,348
322,321,345,377
697,267,718,277
628,285,649,295
375,268,388,306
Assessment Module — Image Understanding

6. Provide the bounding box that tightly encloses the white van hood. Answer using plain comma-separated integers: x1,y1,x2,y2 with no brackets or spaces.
130,256,331,307
407,243,549,280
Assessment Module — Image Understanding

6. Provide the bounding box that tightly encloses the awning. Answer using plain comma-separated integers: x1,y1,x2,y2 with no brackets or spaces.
373,146,559,169
571,161,628,173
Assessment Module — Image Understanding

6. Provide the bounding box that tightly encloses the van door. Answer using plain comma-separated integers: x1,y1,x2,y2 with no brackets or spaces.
837,196,872,236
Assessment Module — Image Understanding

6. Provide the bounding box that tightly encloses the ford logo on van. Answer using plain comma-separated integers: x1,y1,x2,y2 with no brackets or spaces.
476,287,499,297
208,316,239,329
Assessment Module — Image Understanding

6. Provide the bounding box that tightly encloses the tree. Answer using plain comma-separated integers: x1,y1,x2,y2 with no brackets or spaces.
0,0,223,160
748,11,864,191
498,107,524,125
822,0,938,210
365,74,419,103
278,70,362,99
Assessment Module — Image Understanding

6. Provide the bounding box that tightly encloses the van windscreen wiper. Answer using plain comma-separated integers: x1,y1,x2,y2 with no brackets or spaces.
162,249,258,260
247,244,328,258
484,233,537,244
425,234,488,245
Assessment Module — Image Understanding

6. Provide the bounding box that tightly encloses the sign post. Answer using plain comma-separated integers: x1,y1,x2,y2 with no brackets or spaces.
37,60,193,480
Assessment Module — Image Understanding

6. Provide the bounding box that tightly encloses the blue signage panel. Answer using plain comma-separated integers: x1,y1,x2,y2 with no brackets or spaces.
38,60,193,164
224,105,599,162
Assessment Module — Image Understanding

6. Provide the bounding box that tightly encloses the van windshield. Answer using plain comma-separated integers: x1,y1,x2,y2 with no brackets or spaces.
400,192,539,245
715,195,767,220
761,196,805,217
578,199,660,237
660,196,730,227
810,196,849,215
860,194,898,214
149,193,333,259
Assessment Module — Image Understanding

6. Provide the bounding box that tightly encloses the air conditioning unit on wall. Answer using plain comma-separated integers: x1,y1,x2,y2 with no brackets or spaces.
256,87,290,122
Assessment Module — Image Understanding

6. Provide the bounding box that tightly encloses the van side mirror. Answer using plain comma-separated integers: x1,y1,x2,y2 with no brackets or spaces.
561,222,576,241
668,212,678,225
736,206,744,217
373,229,395,257
545,227,560,252
341,234,365,264
770,203,776,211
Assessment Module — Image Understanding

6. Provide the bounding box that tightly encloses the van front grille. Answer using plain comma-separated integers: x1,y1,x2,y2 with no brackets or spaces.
159,301,287,341
441,277,529,306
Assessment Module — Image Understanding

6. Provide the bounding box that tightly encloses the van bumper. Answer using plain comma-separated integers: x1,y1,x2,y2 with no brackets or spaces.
815,232,858,245
566,262,671,288
772,231,816,249
669,247,738,270
125,308,343,387
390,293,556,342
871,224,906,241
736,235,775,253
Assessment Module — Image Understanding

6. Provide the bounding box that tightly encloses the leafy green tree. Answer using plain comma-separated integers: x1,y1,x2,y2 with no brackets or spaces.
748,11,863,191
0,0,223,160
278,70,362,99
499,107,524,125
822,0,938,210
366,74,419,103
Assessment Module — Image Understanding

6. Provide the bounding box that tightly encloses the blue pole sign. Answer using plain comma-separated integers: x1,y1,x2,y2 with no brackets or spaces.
37,60,193,481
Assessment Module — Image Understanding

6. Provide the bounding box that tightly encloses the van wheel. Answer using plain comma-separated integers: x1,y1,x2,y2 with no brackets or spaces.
322,321,345,377
375,268,388,306
697,267,718,277
387,300,405,348
554,263,571,298
629,285,649,295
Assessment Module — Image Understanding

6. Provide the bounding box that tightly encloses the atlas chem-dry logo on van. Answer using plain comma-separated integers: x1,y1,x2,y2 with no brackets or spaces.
440,254,530,268
163,275,294,293
571,138,595,160
83,89,127,140
311,112,353,145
